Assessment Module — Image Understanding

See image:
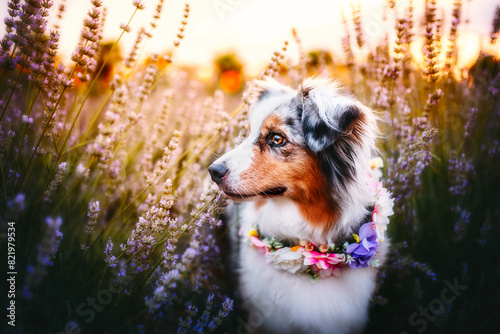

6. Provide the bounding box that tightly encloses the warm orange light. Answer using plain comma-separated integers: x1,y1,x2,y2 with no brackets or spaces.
455,31,481,69
408,29,484,75
219,70,243,94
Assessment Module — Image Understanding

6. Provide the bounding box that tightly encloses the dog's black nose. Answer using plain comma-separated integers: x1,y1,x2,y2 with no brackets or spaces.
208,163,229,184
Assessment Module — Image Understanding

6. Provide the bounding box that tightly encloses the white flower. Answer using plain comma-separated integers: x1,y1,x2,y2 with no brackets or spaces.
373,187,395,242
266,247,305,274
369,156,384,169
377,188,395,217
153,286,166,302
76,163,89,178
182,247,196,262
369,157,384,178
22,115,33,124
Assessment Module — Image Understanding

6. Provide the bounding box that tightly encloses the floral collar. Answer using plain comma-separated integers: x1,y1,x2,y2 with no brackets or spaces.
244,157,394,280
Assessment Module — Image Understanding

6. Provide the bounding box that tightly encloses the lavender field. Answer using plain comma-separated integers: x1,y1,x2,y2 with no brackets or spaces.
1,0,499,333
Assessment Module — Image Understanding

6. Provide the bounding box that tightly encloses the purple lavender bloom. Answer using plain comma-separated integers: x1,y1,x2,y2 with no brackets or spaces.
345,223,378,269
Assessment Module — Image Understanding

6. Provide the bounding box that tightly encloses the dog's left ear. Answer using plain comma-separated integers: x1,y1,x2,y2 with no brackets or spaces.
298,80,361,152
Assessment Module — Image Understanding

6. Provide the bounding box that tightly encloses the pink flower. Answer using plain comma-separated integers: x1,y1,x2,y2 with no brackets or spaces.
302,250,345,270
317,266,342,278
250,236,270,255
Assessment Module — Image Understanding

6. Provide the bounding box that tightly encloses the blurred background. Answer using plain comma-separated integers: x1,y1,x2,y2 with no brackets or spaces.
1,0,499,76
1,0,500,333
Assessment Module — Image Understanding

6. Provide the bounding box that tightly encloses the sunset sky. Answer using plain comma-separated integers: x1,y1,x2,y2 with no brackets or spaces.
0,0,499,75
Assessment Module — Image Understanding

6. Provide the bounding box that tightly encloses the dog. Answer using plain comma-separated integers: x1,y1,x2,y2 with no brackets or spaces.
209,78,393,333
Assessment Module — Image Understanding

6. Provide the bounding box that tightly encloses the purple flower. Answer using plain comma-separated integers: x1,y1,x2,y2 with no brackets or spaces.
345,223,378,269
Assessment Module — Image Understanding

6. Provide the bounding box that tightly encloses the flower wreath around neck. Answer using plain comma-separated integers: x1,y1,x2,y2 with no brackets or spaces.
243,157,394,280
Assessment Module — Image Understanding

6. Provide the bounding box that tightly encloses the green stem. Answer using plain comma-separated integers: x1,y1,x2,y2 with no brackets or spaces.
0,65,25,123
84,185,151,256
80,90,113,143
37,9,140,199
55,7,139,171
15,63,79,194
91,243,147,290
0,161,7,207
0,45,19,93
85,102,240,256
13,89,40,179
389,82,396,153
144,195,217,284
55,82,84,150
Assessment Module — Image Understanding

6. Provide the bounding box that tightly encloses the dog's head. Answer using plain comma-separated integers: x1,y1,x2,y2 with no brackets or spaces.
209,78,378,228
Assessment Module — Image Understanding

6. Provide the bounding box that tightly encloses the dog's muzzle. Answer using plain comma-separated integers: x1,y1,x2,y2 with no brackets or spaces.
208,163,229,185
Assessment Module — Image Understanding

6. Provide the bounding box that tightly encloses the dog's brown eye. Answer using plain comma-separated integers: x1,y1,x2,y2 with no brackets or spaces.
268,133,286,147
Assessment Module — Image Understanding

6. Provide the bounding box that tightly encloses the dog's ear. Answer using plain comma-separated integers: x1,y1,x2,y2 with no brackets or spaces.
253,78,295,103
298,80,361,152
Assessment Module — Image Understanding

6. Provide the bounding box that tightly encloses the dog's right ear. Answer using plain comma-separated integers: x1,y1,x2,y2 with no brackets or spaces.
253,78,295,103
298,80,361,153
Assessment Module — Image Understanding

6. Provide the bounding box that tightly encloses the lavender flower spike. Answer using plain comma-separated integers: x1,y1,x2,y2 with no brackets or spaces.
23,216,63,299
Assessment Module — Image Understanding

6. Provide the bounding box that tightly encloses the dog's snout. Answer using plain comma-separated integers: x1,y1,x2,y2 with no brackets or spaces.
208,163,229,185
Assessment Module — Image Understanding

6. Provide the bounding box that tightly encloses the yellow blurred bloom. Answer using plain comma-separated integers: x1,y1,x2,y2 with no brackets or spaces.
369,157,384,170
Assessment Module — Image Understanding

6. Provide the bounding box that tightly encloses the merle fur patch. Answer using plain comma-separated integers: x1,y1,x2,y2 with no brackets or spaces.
298,90,363,189
300,94,361,153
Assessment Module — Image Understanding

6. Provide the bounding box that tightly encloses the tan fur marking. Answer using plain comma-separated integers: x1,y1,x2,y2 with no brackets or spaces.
238,114,340,231
255,200,267,210
261,114,282,133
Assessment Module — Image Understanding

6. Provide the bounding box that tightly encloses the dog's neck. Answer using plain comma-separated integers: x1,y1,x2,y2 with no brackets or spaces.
246,196,368,246
291,181,340,231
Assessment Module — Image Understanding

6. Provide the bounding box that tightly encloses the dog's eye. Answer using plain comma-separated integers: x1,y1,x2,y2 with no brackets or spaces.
268,133,287,147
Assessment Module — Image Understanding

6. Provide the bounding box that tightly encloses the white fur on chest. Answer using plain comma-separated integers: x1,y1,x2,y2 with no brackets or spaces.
239,199,339,246
235,200,386,334
242,200,314,242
